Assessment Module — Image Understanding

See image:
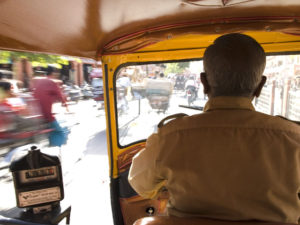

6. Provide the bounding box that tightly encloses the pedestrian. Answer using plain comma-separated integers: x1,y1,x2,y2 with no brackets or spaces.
31,66,69,147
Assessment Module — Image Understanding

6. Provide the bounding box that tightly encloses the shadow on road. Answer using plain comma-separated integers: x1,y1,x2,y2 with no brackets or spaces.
84,130,107,156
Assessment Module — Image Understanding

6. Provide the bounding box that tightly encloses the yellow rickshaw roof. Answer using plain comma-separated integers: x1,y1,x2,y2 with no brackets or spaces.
1,0,300,58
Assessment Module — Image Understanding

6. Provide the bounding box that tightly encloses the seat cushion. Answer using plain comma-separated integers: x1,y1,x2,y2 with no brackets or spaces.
133,216,294,225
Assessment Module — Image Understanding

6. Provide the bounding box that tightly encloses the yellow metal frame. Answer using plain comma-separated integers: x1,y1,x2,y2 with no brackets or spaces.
101,31,300,178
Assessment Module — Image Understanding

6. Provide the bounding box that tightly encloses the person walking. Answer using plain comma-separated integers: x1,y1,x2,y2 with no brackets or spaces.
31,66,69,147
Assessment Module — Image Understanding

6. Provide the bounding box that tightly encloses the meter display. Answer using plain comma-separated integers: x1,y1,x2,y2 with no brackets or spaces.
10,146,64,212
19,166,58,184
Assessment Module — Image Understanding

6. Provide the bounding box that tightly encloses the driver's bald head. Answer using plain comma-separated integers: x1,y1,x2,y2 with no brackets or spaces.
203,33,266,97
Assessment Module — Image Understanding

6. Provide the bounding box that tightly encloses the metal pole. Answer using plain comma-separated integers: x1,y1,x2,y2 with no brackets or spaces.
138,98,141,115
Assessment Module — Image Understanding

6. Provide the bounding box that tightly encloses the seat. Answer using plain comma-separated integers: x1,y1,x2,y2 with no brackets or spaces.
133,216,293,225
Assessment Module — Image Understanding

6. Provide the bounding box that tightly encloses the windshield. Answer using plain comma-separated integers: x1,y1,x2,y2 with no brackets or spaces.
116,56,300,146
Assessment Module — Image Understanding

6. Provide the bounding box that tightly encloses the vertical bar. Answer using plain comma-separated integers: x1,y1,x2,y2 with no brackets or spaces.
282,79,291,117
138,99,141,115
270,80,275,115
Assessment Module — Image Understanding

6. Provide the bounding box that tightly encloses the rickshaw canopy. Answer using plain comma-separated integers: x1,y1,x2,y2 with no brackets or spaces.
1,0,300,59
1,2,300,225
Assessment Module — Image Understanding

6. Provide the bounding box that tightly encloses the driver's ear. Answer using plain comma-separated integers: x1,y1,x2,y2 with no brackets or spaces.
200,72,210,94
253,75,267,97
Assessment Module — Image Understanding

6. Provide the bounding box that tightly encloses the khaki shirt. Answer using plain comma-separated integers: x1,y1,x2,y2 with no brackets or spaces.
128,97,300,224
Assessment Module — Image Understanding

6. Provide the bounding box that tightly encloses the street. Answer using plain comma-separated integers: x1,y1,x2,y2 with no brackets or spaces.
0,99,113,225
0,90,207,225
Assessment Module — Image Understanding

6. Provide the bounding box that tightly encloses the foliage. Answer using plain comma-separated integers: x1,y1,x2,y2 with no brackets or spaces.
0,50,68,66
178,62,190,70
165,63,180,74
164,62,190,75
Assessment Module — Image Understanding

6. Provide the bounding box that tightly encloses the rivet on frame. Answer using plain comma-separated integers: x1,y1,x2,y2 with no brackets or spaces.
215,27,221,33
265,26,272,32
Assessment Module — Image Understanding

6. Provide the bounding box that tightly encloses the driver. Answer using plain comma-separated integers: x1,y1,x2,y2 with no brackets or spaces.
128,33,300,223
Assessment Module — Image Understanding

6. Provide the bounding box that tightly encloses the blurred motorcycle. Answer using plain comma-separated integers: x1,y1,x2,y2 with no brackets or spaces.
185,77,198,106
0,91,51,154
186,85,197,106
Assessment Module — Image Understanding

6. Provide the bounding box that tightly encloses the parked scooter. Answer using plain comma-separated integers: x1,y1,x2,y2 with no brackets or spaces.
91,77,104,109
62,83,82,103
81,82,94,99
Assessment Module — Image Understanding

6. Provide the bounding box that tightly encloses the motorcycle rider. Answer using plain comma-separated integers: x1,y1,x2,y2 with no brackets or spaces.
116,72,132,112
185,75,198,105
185,75,198,92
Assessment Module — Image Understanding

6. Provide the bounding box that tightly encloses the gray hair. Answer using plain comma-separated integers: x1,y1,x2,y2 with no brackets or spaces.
203,33,266,97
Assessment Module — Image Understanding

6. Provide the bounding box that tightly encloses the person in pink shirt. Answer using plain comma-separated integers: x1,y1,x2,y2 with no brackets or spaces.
31,67,69,147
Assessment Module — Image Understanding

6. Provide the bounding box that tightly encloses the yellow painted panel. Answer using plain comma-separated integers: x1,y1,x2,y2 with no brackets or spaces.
103,31,300,178
139,32,300,54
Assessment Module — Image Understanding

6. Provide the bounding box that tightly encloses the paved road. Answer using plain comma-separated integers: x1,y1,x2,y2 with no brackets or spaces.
56,100,113,225
0,91,207,225
0,99,113,225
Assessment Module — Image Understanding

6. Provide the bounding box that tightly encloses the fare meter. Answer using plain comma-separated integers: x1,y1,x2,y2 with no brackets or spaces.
10,146,64,214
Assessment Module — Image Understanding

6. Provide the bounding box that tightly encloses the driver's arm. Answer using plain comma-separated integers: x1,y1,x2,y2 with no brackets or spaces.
128,134,166,199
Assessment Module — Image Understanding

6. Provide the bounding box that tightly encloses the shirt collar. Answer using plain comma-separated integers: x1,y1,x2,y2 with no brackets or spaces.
203,96,255,112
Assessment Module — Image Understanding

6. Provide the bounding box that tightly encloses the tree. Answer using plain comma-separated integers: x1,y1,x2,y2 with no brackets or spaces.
178,62,190,70
165,63,179,74
0,50,68,66
165,62,190,75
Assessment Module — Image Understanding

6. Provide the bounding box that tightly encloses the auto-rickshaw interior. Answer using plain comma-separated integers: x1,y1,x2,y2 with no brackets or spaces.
105,31,300,225
1,1,300,225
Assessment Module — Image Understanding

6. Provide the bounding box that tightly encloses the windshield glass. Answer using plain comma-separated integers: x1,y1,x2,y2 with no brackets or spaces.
116,56,300,146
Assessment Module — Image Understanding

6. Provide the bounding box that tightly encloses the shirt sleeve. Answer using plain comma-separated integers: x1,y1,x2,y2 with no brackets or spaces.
50,81,66,103
128,133,166,199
